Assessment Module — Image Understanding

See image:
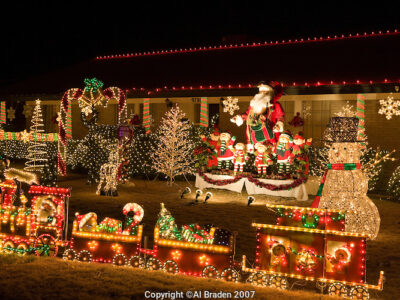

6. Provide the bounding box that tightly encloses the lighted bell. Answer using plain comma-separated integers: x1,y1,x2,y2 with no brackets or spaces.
247,196,255,206
180,187,191,199
203,192,213,204
195,189,203,202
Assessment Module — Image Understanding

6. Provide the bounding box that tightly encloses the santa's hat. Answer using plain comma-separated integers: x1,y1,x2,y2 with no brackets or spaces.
268,81,284,103
76,212,97,229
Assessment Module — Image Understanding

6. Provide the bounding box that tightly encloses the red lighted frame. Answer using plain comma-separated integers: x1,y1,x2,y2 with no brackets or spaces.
96,29,399,60
123,78,400,95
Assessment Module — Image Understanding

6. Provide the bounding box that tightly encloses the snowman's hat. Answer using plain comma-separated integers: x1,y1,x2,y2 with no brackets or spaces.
323,117,366,143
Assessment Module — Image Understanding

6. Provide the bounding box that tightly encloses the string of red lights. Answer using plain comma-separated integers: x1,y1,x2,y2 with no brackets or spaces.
124,78,400,95
96,29,399,60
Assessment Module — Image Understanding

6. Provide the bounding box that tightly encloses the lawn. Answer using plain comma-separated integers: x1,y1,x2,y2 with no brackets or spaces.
0,174,398,299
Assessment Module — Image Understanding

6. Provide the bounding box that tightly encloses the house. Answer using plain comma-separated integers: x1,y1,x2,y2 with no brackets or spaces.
1,30,399,189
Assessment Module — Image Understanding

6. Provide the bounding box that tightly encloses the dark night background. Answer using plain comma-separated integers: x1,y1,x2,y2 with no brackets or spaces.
0,2,398,88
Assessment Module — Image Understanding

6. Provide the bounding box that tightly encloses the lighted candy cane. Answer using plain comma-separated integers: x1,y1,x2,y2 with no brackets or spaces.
200,97,208,127
122,203,144,234
143,98,151,134
356,93,366,149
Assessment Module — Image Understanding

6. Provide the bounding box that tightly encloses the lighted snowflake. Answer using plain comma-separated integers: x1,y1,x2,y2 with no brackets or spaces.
302,103,312,119
222,97,240,116
19,130,30,143
378,94,400,120
7,107,15,121
335,101,356,117
23,104,33,118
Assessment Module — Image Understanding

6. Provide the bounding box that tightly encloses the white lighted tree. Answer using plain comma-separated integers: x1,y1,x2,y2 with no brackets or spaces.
150,105,194,185
25,99,48,172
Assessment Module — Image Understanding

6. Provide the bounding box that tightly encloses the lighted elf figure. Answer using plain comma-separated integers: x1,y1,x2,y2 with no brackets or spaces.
254,142,273,175
200,129,220,169
156,203,182,240
230,81,285,145
232,143,248,174
215,132,236,170
292,133,312,176
273,131,295,174
311,117,380,240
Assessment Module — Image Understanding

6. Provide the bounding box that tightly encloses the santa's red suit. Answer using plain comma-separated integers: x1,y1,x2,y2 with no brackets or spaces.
234,81,285,144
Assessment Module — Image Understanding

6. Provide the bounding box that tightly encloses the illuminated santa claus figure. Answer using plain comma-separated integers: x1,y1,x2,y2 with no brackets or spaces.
231,81,284,145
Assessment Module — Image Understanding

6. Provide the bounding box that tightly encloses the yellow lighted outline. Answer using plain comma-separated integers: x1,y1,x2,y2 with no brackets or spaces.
252,223,371,238
72,221,143,243
242,255,384,291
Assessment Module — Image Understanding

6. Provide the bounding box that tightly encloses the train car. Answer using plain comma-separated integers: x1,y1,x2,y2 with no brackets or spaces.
63,203,144,266
242,204,384,299
146,224,238,281
0,181,70,256
136,203,239,281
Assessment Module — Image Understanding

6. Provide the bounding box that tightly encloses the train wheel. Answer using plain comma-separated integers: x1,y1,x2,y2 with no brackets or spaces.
34,234,58,257
78,250,92,263
16,242,28,256
349,286,370,300
163,260,179,274
202,265,219,279
2,240,15,254
269,275,288,290
146,257,161,271
221,268,240,282
328,282,348,297
129,256,144,268
247,272,269,287
113,254,128,266
63,249,76,261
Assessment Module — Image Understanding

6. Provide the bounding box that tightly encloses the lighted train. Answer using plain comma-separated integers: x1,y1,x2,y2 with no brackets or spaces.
0,179,70,257
0,178,384,299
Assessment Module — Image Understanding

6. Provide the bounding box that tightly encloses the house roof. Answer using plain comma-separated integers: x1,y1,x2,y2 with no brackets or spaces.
1,30,400,99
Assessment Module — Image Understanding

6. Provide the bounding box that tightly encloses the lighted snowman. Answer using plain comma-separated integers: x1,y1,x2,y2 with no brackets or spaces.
313,117,380,239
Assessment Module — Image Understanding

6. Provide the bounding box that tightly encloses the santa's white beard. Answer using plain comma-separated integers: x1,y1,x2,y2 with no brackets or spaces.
250,93,272,114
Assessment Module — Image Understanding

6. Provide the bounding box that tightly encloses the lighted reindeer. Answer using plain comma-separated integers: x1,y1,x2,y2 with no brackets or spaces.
96,146,120,196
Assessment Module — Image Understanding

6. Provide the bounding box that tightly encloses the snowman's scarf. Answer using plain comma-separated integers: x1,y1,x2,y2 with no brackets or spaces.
311,163,361,208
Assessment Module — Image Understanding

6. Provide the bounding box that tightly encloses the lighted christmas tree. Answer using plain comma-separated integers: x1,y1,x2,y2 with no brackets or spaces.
25,99,48,172
150,105,194,185
388,166,400,201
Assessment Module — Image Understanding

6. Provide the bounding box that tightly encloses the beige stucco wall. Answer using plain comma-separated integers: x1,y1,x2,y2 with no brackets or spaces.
26,92,400,191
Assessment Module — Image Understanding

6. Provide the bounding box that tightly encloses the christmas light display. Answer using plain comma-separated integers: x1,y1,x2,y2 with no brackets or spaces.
96,28,400,60
96,145,120,196
0,181,69,257
199,97,208,127
0,102,6,124
222,97,240,116
242,205,384,298
66,204,143,264
58,79,127,175
388,165,400,200
313,117,380,240
378,93,400,120
6,106,15,122
143,98,151,134
150,105,194,184
334,101,357,117
25,99,48,172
